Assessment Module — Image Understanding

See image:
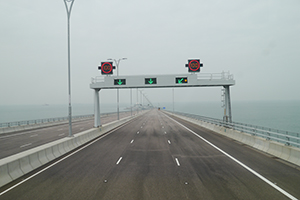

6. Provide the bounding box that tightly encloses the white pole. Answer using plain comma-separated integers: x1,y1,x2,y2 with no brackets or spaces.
63,0,75,137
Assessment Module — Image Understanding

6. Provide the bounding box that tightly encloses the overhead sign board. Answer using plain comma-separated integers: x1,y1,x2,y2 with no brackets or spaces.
91,73,235,89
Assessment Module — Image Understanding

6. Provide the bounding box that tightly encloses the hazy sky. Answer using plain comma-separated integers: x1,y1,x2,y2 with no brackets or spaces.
1,0,299,105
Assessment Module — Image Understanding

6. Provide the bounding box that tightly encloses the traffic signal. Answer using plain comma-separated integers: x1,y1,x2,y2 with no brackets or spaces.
185,59,203,72
98,62,115,75
176,77,188,84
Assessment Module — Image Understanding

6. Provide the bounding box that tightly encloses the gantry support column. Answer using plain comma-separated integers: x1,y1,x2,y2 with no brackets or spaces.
94,89,101,127
223,86,232,123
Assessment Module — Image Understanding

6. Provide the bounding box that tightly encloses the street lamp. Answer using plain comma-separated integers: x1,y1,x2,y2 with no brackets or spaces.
107,58,127,120
63,0,75,137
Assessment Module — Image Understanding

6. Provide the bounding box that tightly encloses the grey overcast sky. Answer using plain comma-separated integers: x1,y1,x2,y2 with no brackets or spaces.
0,0,299,105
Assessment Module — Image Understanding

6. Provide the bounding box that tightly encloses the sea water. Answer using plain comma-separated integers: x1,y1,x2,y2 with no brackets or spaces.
0,101,299,134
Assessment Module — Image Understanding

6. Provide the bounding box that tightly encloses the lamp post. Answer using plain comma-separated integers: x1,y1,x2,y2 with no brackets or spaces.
63,0,75,137
107,58,127,120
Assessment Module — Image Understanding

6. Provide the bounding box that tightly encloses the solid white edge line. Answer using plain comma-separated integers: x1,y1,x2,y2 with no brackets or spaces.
163,113,298,200
175,158,180,166
0,121,130,196
116,157,123,165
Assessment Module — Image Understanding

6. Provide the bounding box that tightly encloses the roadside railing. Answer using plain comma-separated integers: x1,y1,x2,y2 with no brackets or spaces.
170,111,300,148
91,76,104,84
197,71,234,80
0,114,94,128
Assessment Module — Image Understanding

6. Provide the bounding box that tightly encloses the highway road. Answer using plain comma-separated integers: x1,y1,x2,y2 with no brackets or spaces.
1,109,300,199
0,112,132,159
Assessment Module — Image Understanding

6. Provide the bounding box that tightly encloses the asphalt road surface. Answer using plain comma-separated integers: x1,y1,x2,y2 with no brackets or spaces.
1,109,300,200
0,112,132,159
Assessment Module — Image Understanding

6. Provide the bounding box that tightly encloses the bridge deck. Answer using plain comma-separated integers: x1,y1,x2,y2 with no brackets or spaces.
1,110,299,199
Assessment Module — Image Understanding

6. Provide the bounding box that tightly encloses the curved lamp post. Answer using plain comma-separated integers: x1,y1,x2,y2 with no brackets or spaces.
63,0,75,137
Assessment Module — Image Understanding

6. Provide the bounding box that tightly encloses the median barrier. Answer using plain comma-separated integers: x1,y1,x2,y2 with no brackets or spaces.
52,144,61,158
58,142,66,155
165,111,300,167
0,164,12,187
38,149,49,165
29,152,42,169
8,160,23,181
45,147,55,161
0,111,146,188
20,156,33,174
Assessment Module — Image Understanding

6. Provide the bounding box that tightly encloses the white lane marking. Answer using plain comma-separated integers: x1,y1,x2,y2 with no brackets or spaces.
141,126,143,129
162,126,164,129
168,140,171,144
30,134,38,138
137,131,139,134
0,122,129,196
130,139,134,144
175,158,180,166
58,133,65,137
116,157,123,165
20,143,32,148
164,113,298,200
164,131,167,134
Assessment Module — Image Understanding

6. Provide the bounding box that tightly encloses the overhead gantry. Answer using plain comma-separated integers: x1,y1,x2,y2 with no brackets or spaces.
90,72,235,127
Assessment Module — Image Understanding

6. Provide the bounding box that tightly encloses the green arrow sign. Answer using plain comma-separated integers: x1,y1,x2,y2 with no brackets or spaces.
114,79,126,85
148,78,154,84
175,77,188,84
145,78,157,85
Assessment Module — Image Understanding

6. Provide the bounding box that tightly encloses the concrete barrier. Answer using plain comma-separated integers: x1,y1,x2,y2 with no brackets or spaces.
166,111,300,167
0,164,12,187
8,160,23,180
0,111,146,188
20,156,33,174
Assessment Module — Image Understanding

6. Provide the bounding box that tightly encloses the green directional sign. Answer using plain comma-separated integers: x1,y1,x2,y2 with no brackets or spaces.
114,79,126,85
145,78,157,85
175,77,188,84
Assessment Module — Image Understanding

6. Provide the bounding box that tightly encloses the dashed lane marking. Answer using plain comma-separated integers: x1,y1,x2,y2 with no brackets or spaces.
30,134,38,138
20,143,32,148
175,158,180,166
116,157,123,165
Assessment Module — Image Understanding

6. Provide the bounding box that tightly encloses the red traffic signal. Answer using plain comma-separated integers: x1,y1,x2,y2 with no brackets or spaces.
98,62,115,75
185,59,203,72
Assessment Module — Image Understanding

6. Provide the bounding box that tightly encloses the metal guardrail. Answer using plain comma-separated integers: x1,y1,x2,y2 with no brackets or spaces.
171,111,300,148
0,114,94,128
91,76,104,84
197,71,234,80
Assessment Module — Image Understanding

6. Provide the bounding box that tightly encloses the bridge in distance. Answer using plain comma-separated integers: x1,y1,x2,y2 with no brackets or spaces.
1,110,299,199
